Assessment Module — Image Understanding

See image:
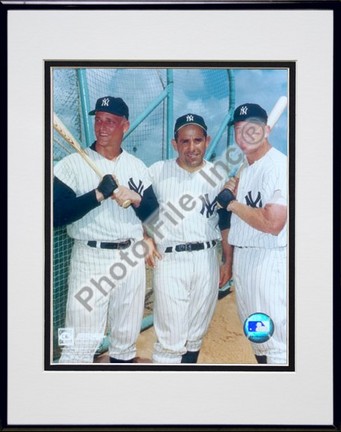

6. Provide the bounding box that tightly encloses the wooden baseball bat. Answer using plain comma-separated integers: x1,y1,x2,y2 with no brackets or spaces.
267,96,288,130
53,113,131,208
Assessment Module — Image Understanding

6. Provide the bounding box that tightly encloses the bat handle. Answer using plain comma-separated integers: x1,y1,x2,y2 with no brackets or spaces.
122,199,131,208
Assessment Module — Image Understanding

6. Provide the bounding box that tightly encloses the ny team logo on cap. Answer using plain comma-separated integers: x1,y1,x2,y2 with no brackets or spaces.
231,103,268,125
89,96,129,119
101,97,110,107
239,105,248,115
174,113,208,135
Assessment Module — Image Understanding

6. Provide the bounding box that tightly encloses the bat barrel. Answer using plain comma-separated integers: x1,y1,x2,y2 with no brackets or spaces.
267,96,288,130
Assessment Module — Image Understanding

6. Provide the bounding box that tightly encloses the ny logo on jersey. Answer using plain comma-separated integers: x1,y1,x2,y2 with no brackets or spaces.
101,98,110,107
240,105,248,115
245,191,263,208
128,178,144,195
199,194,217,218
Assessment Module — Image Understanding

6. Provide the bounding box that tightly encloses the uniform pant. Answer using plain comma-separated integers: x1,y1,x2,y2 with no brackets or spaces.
152,246,220,364
233,246,287,364
59,240,145,363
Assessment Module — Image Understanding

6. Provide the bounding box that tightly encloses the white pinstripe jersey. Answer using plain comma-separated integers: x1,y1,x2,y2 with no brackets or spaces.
228,147,288,248
148,159,225,246
54,149,151,241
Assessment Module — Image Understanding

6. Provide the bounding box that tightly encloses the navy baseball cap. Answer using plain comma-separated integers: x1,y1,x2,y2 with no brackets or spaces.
89,96,129,119
230,103,268,125
174,113,207,135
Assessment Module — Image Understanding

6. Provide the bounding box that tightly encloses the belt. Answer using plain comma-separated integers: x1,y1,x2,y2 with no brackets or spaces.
165,240,217,253
87,240,131,250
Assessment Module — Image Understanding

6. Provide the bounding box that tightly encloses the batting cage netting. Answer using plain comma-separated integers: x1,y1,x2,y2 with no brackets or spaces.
51,67,235,362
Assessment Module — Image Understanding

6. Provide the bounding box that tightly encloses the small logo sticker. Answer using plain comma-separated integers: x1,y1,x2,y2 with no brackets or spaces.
58,328,74,346
243,313,274,343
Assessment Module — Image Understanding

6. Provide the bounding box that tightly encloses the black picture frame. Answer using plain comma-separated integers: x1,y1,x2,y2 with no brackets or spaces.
2,1,340,431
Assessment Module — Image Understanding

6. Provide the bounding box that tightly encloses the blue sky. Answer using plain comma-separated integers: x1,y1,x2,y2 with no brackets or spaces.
233,69,288,155
119,68,288,166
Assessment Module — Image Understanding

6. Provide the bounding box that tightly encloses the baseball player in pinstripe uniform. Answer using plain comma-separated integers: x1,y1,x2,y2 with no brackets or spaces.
145,113,232,364
217,103,288,364
54,96,158,363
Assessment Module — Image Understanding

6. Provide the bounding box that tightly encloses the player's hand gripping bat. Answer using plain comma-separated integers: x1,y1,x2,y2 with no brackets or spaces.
53,113,131,208
216,96,288,209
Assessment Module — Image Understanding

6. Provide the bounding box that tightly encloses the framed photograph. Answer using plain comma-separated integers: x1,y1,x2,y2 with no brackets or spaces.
4,1,339,430
46,61,293,371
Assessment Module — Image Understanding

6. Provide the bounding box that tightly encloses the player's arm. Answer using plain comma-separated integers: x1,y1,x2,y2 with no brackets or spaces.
131,185,159,222
217,208,233,287
142,228,162,268
217,187,287,235
219,228,233,287
53,175,117,227
227,201,287,235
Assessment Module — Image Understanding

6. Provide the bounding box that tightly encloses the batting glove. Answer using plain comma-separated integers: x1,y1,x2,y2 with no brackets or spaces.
217,188,236,209
97,175,118,199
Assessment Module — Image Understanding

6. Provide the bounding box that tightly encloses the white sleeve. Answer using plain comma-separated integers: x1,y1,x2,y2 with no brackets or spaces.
147,161,161,185
54,156,78,192
268,189,287,206
264,157,287,206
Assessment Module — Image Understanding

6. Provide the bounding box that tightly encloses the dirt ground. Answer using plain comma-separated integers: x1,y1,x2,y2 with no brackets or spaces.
137,288,257,364
95,288,257,365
